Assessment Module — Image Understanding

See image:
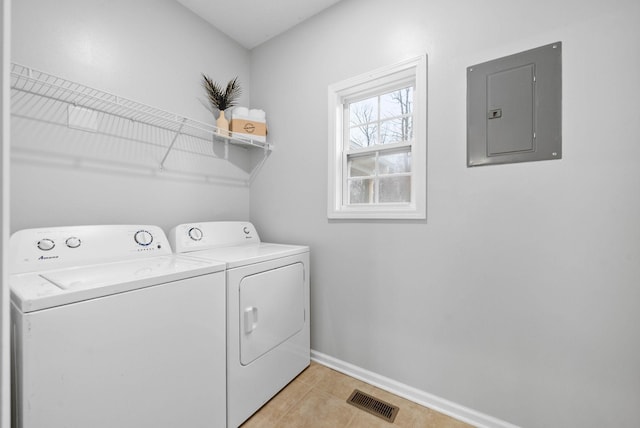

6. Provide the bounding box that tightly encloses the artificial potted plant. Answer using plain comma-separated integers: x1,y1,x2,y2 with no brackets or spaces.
201,74,242,136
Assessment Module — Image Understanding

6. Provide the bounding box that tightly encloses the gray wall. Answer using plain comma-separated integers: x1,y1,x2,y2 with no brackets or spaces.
10,0,252,232
249,0,640,427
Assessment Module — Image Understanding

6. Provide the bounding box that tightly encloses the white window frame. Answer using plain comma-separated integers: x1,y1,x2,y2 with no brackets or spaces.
328,55,427,219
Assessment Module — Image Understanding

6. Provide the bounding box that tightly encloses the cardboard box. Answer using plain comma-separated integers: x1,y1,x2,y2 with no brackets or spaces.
230,119,267,141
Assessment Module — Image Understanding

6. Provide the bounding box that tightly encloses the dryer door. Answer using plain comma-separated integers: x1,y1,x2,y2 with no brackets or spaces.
239,262,305,365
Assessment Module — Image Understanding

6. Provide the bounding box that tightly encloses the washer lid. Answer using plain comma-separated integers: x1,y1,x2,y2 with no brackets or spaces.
186,243,309,269
11,255,225,313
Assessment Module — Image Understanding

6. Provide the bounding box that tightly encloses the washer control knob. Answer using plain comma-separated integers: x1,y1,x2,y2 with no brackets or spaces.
188,227,203,241
37,238,55,251
134,230,153,246
66,237,81,248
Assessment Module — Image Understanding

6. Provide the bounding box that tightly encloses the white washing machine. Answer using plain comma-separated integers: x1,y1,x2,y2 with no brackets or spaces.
10,225,227,428
170,221,310,428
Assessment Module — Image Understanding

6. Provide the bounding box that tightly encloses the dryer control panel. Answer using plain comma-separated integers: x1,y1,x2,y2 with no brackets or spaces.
170,221,260,253
10,225,172,274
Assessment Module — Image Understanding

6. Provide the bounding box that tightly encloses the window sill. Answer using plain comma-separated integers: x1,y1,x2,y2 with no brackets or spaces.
328,205,425,220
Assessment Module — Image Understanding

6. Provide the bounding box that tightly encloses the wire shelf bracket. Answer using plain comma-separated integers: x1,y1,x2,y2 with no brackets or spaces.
160,118,187,169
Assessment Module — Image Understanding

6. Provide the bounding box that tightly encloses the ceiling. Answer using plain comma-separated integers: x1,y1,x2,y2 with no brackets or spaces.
175,0,343,49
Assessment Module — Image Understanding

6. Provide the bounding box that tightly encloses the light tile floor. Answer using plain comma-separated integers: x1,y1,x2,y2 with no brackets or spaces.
241,362,474,428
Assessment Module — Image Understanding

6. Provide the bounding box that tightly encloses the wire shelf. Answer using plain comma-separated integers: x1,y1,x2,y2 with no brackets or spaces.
10,63,272,164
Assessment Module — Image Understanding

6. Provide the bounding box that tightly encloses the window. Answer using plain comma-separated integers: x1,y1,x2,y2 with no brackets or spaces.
328,55,427,219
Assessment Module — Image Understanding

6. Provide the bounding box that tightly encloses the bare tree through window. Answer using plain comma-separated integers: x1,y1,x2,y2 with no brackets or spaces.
350,102,376,148
390,87,413,142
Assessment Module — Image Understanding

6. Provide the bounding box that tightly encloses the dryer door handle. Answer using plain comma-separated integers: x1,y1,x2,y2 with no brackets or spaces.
244,306,258,334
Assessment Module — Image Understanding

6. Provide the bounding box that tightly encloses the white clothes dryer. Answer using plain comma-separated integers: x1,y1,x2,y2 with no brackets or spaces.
170,221,310,428
10,225,227,428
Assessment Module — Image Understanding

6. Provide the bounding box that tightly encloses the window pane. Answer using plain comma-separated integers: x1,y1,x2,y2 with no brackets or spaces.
350,124,378,149
348,178,375,204
379,176,411,203
379,150,411,174
348,153,376,177
380,117,413,144
380,87,413,119
349,97,378,126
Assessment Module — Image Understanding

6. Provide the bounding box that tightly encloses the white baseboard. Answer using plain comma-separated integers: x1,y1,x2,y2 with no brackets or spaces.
310,350,520,428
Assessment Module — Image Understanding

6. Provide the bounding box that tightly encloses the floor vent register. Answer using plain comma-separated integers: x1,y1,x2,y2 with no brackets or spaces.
346,389,399,423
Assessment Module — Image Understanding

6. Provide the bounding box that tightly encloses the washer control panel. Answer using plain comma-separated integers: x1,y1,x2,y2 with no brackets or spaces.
10,225,172,274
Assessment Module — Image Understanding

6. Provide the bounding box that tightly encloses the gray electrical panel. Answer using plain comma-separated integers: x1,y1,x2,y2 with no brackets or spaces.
467,42,562,167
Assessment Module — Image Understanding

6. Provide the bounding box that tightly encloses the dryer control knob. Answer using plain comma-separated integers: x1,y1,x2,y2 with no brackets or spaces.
66,237,81,248
134,230,153,246
188,227,203,241
37,238,55,251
